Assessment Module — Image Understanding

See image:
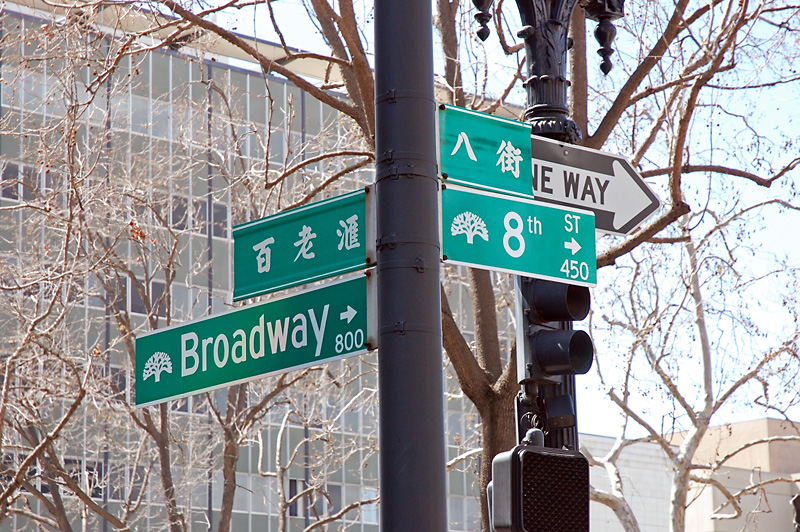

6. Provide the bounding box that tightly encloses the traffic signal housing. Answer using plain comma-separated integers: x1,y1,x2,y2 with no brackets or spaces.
515,278,593,385
489,429,590,532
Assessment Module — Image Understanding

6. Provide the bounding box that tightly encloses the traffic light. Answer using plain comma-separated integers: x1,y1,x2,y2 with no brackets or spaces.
515,277,593,385
488,429,590,532
498,278,593,532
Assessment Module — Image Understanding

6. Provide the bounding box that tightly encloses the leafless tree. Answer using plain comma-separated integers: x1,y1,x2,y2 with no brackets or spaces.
0,3,380,531
2,0,799,530
118,0,799,529
254,361,381,532
585,202,800,530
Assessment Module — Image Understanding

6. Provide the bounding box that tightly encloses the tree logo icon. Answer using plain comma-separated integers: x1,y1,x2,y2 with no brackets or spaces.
143,351,173,383
451,212,489,244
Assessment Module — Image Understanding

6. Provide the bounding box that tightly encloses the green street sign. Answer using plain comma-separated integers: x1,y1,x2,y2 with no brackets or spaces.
441,184,596,286
437,104,533,198
135,275,373,407
233,189,372,301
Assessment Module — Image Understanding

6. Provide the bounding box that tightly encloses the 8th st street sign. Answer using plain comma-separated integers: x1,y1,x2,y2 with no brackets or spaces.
530,136,660,235
135,275,373,407
441,185,596,286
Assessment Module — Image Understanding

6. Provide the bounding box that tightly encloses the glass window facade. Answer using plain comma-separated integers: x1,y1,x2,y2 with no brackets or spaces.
0,5,485,532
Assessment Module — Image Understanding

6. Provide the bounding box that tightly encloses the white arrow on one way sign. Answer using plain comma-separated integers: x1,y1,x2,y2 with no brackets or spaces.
530,136,661,235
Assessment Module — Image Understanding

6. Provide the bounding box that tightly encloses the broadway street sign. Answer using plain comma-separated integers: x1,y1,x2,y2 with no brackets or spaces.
530,136,660,235
441,184,596,286
437,104,534,198
135,275,373,407
233,189,373,301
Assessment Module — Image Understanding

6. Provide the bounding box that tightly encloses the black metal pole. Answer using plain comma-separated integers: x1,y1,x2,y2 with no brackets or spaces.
374,1,447,531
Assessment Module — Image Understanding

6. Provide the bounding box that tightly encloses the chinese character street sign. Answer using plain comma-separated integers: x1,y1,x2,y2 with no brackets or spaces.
530,135,660,235
136,275,374,407
233,189,372,301
437,104,534,198
441,184,596,286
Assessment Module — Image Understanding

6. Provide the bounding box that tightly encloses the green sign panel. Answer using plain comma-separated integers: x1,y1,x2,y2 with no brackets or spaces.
233,189,370,301
441,185,596,286
437,104,533,198
135,275,372,407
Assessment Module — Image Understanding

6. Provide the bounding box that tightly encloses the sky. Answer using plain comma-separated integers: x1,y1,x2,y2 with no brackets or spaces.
219,1,349,57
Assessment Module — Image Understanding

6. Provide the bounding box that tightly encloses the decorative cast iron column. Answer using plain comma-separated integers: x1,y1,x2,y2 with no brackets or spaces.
514,0,585,142
472,0,624,450
473,0,624,143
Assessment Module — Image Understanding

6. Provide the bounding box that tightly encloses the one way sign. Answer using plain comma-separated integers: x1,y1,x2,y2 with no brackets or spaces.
530,136,660,235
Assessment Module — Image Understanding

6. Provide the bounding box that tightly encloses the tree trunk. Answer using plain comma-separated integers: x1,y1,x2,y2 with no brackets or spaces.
477,388,518,532
155,405,184,532
217,432,240,532
435,0,465,107
670,467,689,532
42,469,74,532
470,268,502,379
569,6,588,140
610,497,642,532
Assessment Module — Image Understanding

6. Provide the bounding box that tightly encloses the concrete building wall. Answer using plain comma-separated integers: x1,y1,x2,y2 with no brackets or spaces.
686,418,800,475
582,434,673,532
585,419,800,532
686,467,799,532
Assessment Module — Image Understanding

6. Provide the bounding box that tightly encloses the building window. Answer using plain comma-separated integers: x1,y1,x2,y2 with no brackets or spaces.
20,165,37,201
151,280,166,317
171,194,188,230
129,280,146,315
362,487,378,524
327,483,342,516
212,202,228,238
109,366,127,402
0,162,34,201
170,397,189,413
192,197,207,235
108,465,145,502
1,162,19,200
64,458,103,499
129,279,166,317
289,478,301,517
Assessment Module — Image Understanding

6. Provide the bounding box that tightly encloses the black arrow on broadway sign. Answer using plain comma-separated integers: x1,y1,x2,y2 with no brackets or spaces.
530,135,661,235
